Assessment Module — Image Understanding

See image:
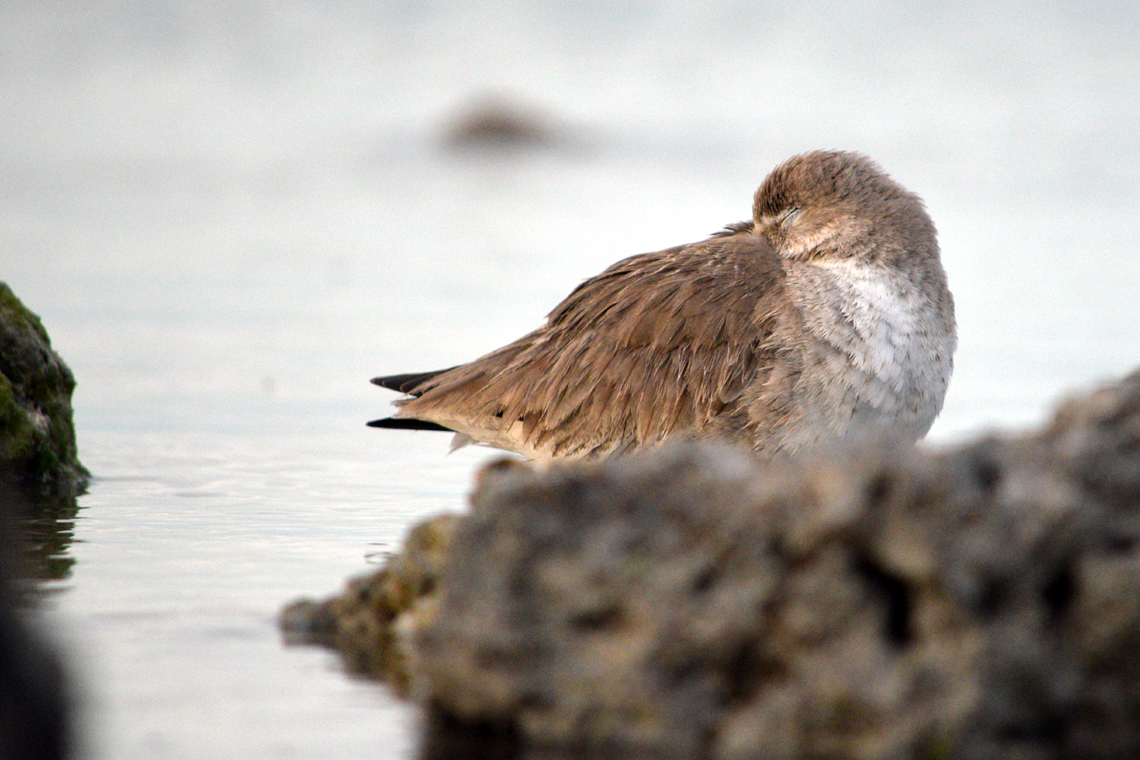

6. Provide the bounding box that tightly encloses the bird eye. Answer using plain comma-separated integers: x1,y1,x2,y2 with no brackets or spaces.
781,207,803,225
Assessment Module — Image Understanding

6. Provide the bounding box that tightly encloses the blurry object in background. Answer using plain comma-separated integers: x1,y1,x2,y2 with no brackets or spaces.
0,283,88,498
443,92,563,151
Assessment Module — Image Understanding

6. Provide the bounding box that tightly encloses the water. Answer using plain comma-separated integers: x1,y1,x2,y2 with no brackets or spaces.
2,1,1139,757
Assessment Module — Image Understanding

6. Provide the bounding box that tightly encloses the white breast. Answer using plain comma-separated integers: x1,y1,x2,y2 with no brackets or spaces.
787,258,956,441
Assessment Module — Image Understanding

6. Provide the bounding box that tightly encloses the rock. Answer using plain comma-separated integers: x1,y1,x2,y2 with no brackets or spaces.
418,444,973,759
0,283,88,496
286,368,1140,759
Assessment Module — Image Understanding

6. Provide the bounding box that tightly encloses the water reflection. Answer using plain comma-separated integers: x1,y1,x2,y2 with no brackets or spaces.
15,494,79,585
417,709,519,760
1,468,81,588
0,471,74,758
418,707,673,760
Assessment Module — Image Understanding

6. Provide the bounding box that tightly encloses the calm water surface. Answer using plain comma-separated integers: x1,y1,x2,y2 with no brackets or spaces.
3,1,1140,757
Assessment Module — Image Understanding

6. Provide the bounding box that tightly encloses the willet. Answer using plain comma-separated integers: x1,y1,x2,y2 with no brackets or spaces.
370,151,956,460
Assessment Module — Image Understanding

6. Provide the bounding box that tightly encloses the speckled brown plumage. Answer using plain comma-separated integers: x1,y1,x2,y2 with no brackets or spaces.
371,151,956,460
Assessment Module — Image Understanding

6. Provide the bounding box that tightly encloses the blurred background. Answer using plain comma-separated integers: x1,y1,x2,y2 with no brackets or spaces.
2,1,1138,757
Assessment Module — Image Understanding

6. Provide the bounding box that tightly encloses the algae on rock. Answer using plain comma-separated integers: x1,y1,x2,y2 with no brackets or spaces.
0,283,87,496
279,513,461,693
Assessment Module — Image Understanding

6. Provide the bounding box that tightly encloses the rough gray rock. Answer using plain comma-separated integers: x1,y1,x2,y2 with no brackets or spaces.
0,283,87,496
286,367,1140,759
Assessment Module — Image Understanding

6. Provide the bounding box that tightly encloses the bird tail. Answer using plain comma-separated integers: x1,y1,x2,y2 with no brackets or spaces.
366,417,453,431
371,368,457,396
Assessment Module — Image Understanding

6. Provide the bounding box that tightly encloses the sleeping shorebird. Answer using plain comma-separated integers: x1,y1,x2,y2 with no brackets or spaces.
369,150,956,461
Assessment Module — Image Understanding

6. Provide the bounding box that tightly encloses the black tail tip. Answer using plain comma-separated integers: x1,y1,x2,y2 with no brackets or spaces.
372,368,456,394
368,417,453,432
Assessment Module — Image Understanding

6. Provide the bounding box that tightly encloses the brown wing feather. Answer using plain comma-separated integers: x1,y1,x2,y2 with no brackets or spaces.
393,227,787,458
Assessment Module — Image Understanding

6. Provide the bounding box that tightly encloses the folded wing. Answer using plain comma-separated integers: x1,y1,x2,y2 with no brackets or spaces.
378,226,787,458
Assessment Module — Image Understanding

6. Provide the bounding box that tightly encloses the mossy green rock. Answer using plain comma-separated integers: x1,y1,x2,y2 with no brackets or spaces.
0,283,87,494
